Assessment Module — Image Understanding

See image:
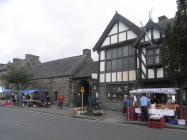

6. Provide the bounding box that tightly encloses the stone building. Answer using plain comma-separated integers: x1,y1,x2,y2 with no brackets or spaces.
0,54,41,87
93,12,177,110
29,49,98,106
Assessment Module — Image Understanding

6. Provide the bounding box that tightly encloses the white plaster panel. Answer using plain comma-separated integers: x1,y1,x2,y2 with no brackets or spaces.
100,74,105,83
117,72,122,82
148,69,154,78
112,72,116,82
123,71,128,81
100,62,105,72
129,70,136,81
101,37,110,46
108,23,118,35
100,50,105,60
145,31,151,41
153,29,160,39
119,32,126,42
119,22,129,32
111,35,118,44
157,68,163,78
106,73,111,82
127,31,137,40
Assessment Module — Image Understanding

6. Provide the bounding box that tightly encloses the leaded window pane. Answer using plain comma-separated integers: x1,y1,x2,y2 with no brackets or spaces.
147,49,153,55
117,59,122,71
117,47,123,58
129,57,135,69
147,56,154,65
106,61,112,72
123,46,128,56
112,49,117,59
123,58,128,70
129,46,135,56
112,60,116,71
155,55,160,64
106,50,112,59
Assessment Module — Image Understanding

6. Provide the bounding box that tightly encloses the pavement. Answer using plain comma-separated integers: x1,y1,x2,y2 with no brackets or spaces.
2,104,187,131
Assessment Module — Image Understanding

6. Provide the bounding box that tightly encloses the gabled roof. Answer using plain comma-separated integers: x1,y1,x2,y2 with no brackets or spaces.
133,19,162,47
73,61,99,78
30,55,88,79
133,18,175,47
93,12,142,51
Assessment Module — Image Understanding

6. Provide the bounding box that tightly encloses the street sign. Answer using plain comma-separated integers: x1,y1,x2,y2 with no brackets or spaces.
80,86,84,94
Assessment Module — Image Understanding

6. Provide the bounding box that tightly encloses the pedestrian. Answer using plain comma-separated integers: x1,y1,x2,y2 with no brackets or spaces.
140,93,149,121
58,94,64,109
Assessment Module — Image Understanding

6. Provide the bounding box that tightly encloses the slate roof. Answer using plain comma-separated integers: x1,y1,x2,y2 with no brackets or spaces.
93,12,142,51
157,18,175,30
73,61,99,78
30,55,88,79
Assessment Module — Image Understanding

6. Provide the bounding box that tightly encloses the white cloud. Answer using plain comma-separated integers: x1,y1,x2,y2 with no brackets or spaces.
0,0,177,63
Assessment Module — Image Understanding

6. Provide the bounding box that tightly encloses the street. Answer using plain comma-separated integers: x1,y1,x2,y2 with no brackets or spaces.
0,107,187,140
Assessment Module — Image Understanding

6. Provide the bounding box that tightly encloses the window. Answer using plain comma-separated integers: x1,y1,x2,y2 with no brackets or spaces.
123,46,128,56
111,60,116,71
106,50,112,60
117,59,122,71
117,47,123,58
147,48,161,65
112,49,117,59
129,57,135,70
106,61,112,72
129,46,135,56
123,58,128,70
107,84,130,102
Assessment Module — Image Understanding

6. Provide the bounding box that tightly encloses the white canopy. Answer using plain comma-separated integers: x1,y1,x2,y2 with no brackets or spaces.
130,88,179,95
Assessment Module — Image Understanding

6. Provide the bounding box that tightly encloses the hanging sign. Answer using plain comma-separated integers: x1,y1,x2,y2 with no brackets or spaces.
80,86,85,94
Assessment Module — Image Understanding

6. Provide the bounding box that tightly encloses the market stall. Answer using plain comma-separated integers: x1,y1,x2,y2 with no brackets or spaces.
19,89,50,107
129,88,184,128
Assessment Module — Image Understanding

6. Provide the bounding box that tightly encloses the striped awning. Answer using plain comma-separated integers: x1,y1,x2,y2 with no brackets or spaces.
130,88,179,95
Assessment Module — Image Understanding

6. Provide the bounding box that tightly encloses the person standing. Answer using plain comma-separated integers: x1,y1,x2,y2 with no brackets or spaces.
140,93,149,121
58,94,64,109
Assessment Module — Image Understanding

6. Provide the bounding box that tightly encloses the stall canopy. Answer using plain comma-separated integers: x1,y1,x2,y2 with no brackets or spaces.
19,89,47,95
0,86,11,93
130,88,179,95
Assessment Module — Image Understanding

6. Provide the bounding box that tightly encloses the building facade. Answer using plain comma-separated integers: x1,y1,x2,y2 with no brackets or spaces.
93,12,175,110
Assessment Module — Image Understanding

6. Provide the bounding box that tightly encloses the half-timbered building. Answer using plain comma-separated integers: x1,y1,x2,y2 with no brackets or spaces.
93,12,175,110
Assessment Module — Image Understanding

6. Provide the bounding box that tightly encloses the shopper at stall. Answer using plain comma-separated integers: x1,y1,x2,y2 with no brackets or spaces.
140,93,149,121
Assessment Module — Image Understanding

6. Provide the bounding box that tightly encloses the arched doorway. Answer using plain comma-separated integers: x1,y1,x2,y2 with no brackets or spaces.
79,79,90,106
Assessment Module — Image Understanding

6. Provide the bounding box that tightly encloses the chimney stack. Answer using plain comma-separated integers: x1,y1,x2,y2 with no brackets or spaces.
158,15,168,22
83,49,91,56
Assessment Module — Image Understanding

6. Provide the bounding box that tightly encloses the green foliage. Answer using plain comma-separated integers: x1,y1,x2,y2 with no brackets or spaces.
162,0,187,86
1,66,33,91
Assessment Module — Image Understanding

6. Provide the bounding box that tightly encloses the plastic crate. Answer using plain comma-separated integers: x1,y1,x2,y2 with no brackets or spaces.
148,117,165,128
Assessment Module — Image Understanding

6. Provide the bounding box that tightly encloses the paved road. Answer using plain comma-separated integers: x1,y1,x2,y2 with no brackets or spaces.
0,107,187,140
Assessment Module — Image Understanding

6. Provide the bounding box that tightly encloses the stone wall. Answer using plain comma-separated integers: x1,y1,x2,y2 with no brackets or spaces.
98,83,123,111
31,77,72,105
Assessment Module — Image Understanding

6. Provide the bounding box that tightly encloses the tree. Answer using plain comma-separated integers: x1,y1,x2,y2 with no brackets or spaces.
161,0,187,118
1,65,33,92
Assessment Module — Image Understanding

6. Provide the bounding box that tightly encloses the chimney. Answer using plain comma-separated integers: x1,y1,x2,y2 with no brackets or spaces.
158,15,168,22
83,49,91,56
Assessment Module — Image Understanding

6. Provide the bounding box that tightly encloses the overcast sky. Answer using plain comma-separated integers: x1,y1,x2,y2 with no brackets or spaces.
0,0,177,63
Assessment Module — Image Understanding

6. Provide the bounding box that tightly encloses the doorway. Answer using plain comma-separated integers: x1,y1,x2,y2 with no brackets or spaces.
79,80,90,106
